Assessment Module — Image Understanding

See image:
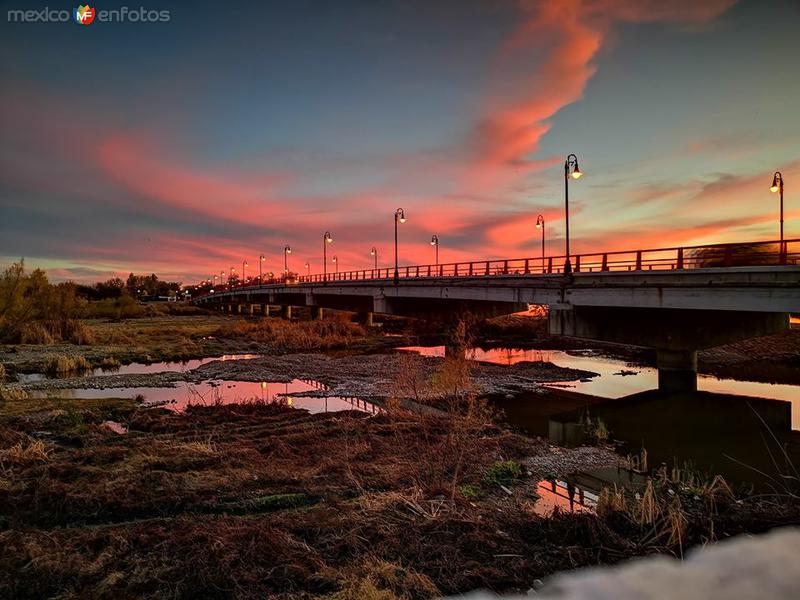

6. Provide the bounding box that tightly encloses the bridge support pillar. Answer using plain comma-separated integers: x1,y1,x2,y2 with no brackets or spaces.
656,349,698,392
311,306,324,320
227,304,233,314
358,311,373,327
237,304,244,315
281,305,292,320
248,304,255,315
261,304,270,316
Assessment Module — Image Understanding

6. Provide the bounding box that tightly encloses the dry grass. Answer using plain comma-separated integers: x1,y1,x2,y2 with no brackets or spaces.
0,386,29,402
0,438,52,465
0,363,5,381
217,314,367,351
1,396,798,599
43,354,92,375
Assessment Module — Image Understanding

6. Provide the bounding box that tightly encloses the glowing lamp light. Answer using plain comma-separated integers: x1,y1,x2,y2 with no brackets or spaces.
770,173,780,193
571,165,582,179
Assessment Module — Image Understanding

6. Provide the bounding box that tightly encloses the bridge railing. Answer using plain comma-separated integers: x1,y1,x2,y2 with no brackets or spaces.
196,239,799,297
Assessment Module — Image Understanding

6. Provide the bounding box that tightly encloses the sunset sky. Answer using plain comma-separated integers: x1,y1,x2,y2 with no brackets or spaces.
1,0,798,283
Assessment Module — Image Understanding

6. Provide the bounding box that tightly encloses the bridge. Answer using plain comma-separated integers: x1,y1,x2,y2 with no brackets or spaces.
193,239,800,391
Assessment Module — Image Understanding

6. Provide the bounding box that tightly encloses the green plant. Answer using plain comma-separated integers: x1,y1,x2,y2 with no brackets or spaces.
482,460,523,488
458,484,485,501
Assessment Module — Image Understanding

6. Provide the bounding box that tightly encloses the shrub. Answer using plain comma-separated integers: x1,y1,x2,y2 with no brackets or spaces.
0,363,6,381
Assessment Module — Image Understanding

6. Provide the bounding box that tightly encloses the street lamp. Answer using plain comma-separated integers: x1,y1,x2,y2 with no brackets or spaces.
323,231,333,282
564,153,582,274
332,255,338,274
259,254,265,283
430,235,439,266
536,214,545,272
304,262,310,277
284,245,292,275
242,261,248,285
220,271,225,287
370,246,378,270
770,171,785,260
394,208,406,284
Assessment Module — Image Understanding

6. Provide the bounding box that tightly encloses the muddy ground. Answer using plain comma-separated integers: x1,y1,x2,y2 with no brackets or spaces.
12,352,597,402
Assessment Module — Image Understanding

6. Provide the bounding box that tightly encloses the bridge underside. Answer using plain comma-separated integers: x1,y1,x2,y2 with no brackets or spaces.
548,306,789,391
197,267,798,393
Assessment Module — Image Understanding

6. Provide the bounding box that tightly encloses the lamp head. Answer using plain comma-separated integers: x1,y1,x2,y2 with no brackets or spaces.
770,172,781,193
571,164,582,179
324,231,333,243
395,208,406,223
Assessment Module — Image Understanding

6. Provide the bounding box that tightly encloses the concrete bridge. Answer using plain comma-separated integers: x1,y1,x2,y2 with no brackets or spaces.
193,239,800,391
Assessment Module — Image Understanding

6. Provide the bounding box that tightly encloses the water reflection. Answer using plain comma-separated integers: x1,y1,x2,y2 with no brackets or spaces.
17,354,261,383
399,346,800,430
501,387,800,491
33,378,380,415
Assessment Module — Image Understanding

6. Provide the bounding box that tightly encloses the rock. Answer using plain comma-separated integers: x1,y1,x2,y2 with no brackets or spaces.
449,528,800,600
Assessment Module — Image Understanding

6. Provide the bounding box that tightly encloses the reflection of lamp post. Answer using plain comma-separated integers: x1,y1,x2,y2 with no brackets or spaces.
370,247,378,270
770,171,785,260
394,208,405,284
332,255,338,274
284,245,291,274
323,231,333,282
563,153,582,274
430,235,439,266
535,214,545,272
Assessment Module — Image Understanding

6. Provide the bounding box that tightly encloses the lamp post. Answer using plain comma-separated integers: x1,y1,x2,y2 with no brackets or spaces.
304,262,310,277
259,255,265,283
229,266,236,285
770,171,785,261
284,245,291,275
220,271,225,288
535,214,545,272
332,255,338,275
323,231,333,282
394,208,406,284
430,235,439,266
370,247,378,270
563,153,582,274
242,261,248,286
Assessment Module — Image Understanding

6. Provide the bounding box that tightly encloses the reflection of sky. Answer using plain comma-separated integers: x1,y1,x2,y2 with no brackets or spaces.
2,1,798,282
33,378,380,414
400,346,800,430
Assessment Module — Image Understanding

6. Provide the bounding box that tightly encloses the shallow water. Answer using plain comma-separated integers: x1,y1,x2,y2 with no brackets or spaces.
399,346,800,430
34,377,380,414
18,354,261,383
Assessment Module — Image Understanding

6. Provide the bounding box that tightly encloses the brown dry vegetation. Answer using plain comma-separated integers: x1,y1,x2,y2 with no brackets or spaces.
1,395,798,599
215,313,368,352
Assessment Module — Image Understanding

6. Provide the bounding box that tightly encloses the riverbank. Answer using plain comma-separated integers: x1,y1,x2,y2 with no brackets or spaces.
2,396,798,599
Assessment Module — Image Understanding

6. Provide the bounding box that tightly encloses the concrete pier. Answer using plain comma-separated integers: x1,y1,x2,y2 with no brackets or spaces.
281,305,292,319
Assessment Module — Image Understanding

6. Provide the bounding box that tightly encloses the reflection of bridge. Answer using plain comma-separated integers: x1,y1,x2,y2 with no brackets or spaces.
194,240,800,391
290,379,381,415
